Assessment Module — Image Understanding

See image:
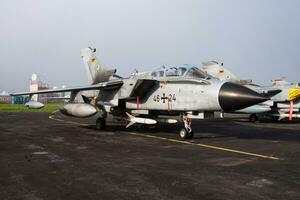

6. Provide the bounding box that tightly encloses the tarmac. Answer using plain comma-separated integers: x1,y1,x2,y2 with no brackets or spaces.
0,112,299,200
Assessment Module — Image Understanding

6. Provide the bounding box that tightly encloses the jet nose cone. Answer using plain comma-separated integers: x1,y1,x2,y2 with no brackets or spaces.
219,82,269,111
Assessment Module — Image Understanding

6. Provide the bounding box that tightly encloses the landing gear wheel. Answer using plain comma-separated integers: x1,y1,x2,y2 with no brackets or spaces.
180,115,193,139
179,128,189,139
179,129,193,139
96,118,106,130
249,114,258,123
271,115,280,122
187,130,194,139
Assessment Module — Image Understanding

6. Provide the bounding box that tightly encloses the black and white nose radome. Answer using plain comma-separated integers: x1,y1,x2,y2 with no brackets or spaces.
218,82,269,111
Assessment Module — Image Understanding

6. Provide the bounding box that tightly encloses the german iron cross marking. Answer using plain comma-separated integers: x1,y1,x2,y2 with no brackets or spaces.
161,93,168,103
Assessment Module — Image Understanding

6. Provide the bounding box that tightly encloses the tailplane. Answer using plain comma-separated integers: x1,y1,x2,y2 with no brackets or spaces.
81,47,117,84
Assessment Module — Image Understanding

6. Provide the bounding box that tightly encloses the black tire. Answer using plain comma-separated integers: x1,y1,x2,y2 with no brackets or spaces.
249,114,258,123
179,128,188,139
96,118,106,130
271,116,280,122
187,131,194,139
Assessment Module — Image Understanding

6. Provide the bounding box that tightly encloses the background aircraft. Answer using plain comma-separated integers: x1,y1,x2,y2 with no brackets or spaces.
11,48,268,139
201,61,300,121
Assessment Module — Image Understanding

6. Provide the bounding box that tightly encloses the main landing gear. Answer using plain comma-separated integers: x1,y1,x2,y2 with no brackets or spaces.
96,111,107,130
96,117,106,130
249,114,258,123
179,115,194,139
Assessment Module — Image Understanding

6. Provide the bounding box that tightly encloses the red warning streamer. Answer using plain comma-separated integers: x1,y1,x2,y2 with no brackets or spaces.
289,100,293,121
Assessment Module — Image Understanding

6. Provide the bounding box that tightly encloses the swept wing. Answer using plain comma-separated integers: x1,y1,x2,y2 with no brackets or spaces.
11,80,123,96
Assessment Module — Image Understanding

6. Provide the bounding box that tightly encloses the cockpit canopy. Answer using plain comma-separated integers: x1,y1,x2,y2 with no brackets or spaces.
150,66,210,79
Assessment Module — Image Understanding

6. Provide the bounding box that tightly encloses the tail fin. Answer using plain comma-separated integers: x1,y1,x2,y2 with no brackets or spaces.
201,61,251,84
81,47,116,84
126,112,134,119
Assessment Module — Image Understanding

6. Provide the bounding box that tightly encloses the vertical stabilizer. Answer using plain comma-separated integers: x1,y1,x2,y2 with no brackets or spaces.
81,47,116,84
201,61,241,83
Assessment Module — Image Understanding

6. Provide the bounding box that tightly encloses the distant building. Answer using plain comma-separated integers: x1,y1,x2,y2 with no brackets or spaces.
11,95,30,104
10,74,65,104
29,73,61,103
0,91,11,103
30,73,49,102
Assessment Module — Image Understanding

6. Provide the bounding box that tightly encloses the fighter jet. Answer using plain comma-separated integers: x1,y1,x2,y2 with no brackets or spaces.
11,48,268,139
201,61,300,122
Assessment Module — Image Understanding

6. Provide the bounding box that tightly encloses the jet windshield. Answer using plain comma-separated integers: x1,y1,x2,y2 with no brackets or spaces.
165,67,187,77
151,66,209,79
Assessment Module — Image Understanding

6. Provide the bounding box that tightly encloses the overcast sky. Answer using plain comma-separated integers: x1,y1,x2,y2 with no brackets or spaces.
0,0,299,92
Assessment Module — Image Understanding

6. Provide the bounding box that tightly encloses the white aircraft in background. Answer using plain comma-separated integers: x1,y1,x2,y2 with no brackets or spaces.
201,61,300,121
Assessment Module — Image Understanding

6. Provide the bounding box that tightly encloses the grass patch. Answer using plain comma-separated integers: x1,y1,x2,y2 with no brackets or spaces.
0,103,63,113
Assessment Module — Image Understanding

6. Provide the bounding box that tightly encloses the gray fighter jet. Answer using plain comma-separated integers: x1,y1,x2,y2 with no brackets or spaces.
11,48,268,139
201,61,300,122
